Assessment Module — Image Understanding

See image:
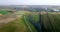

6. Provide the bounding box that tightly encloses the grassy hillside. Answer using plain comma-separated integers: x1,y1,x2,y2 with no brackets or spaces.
0,11,60,32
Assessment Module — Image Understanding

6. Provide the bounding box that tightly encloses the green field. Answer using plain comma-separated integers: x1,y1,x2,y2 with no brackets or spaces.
0,10,11,15
0,11,60,32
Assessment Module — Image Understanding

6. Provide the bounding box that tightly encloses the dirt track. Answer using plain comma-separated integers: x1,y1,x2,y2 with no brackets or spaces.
0,14,21,23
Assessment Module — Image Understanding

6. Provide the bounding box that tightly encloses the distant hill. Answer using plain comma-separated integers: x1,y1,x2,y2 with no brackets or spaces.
0,5,60,12
0,5,60,8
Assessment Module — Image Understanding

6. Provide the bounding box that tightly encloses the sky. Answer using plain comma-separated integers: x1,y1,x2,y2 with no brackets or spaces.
0,0,60,5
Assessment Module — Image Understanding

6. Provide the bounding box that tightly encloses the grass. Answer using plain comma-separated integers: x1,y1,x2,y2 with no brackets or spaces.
0,16,29,32
23,15,38,32
0,11,60,32
0,11,39,32
0,10,10,15
39,12,60,32
0,22,16,32
51,14,60,31
31,13,39,22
